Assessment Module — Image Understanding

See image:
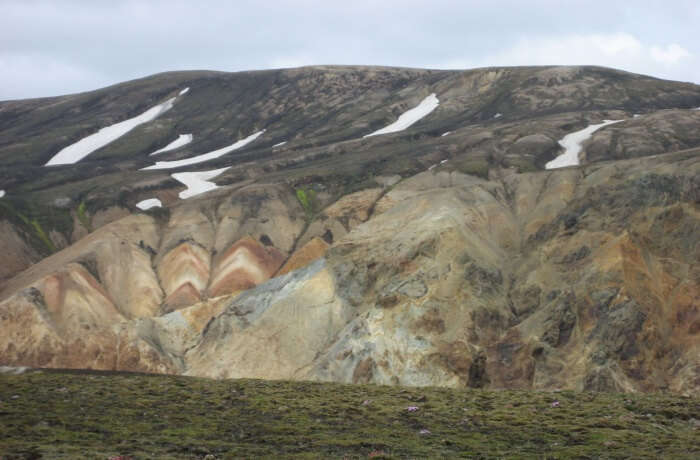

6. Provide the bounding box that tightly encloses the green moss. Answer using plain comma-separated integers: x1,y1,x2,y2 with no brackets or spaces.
0,371,697,459
76,200,92,232
295,187,317,222
29,218,57,253
0,198,67,254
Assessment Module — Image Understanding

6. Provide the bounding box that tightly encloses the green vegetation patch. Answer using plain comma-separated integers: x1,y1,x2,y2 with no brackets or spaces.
0,371,698,459
76,201,92,233
29,218,57,253
295,187,317,222
0,197,71,254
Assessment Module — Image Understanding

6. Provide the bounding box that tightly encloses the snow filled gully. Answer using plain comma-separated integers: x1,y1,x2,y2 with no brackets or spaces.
171,168,230,199
364,93,439,138
149,134,193,155
141,130,265,170
546,119,624,170
45,89,189,166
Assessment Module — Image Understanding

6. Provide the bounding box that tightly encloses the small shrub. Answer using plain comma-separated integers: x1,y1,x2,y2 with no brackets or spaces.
77,201,92,232
296,188,317,221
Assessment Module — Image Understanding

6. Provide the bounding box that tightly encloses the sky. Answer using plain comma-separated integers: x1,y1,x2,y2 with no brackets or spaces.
2,0,699,100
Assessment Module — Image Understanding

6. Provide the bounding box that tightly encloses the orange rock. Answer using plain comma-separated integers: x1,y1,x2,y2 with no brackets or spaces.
207,236,285,297
157,242,210,311
277,237,329,276
162,282,202,314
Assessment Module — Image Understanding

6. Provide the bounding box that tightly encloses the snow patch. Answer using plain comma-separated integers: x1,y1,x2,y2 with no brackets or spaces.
149,134,193,155
364,93,439,138
441,131,451,137
546,119,624,170
179,87,190,95
172,167,230,199
142,130,265,170
273,141,287,147
428,159,449,171
136,198,162,210
46,96,179,166
0,190,5,198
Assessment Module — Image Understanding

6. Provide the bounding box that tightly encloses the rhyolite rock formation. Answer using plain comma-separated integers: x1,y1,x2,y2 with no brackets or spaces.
0,65,698,393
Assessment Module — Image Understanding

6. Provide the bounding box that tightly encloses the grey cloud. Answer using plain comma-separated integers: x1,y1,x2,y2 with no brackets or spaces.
1,0,698,100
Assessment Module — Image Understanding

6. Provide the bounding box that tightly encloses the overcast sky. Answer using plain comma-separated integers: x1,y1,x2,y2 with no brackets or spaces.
2,0,699,100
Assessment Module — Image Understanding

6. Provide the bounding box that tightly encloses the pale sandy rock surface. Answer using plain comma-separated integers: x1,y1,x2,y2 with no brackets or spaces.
277,237,329,276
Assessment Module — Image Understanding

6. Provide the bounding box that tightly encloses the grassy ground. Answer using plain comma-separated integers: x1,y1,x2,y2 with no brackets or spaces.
0,370,698,459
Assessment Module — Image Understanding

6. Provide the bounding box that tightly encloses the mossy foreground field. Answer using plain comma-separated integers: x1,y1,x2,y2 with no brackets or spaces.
0,371,698,459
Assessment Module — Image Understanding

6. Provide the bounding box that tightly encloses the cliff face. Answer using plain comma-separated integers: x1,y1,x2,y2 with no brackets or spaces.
184,153,699,393
0,65,698,393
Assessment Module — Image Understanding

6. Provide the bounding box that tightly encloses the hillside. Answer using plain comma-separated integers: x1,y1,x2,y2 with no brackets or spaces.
1,369,698,459
0,65,698,394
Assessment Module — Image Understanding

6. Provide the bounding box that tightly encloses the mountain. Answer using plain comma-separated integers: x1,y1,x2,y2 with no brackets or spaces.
0,65,698,394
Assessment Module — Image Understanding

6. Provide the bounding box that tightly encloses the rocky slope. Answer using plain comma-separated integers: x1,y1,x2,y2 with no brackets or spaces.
0,65,698,393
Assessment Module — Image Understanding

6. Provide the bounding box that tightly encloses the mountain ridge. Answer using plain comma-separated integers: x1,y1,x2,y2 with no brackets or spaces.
0,64,698,393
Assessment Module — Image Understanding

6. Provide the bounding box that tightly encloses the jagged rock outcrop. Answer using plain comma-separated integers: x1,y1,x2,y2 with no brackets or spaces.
187,153,698,393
